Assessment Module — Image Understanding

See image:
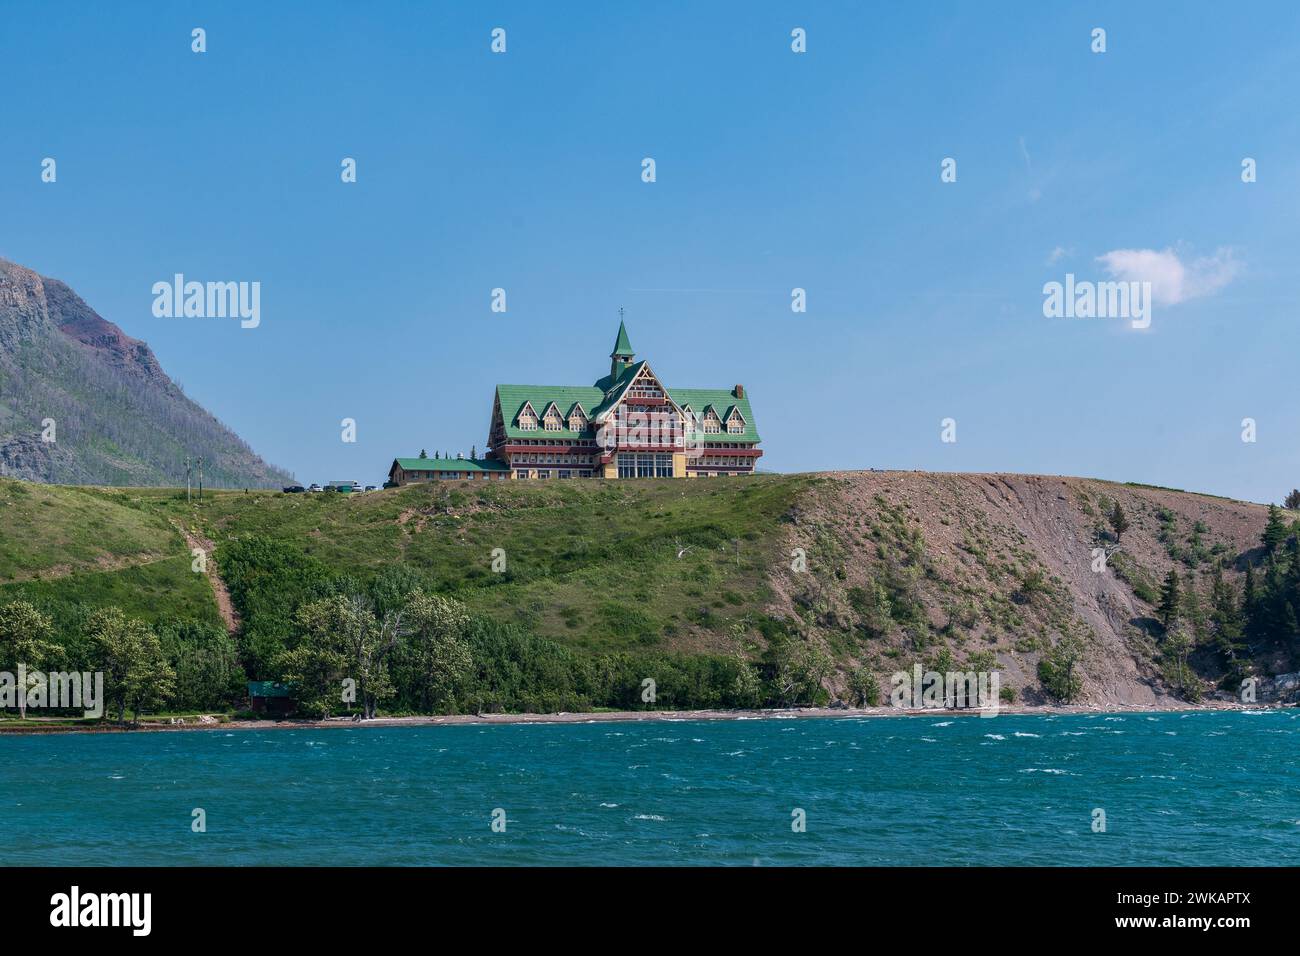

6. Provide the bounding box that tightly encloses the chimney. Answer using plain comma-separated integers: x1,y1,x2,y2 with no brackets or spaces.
734,384,745,399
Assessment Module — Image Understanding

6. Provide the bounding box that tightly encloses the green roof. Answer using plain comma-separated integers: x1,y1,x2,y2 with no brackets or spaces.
492,379,761,443
669,388,761,443
611,319,634,357
393,457,509,473
495,384,607,440
489,322,760,444
248,681,292,699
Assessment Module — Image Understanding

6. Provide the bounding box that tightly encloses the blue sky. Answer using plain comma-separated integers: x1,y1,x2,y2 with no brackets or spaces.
3,1,1298,502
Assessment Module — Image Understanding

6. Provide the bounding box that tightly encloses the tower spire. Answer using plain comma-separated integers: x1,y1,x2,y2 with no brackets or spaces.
610,313,634,379
608,316,634,382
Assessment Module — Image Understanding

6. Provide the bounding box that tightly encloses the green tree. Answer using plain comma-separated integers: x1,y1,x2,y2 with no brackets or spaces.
1208,568,1246,680
399,591,473,712
0,600,60,719
728,653,762,708
1284,489,1300,511
284,594,405,719
1157,569,1181,631
159,621,244,712
1109,501,1130,543
418,449,428,458
769,640,832,706
1262,504,1287,554
1037,634,1085,702
845,665,881,707
87,607,176,723
1180,571,1208,644
1161,624,1200,701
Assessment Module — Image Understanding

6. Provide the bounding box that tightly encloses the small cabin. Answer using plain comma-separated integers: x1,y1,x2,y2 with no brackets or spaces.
247,681,295,716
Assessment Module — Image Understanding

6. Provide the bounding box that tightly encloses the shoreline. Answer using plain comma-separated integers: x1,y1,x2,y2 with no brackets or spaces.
0,699,1286,736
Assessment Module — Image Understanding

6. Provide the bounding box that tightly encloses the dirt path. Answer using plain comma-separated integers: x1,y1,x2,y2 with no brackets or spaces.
174,522,240,634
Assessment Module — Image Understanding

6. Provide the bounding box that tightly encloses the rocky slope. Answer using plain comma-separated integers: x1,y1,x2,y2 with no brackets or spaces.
776,471,1287,706
0,258,291,488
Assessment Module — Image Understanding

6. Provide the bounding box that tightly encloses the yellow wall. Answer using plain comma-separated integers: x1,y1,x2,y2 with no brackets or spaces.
672,453,686,478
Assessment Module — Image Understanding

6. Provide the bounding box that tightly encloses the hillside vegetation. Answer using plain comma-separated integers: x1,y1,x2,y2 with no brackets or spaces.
2,471,1298,720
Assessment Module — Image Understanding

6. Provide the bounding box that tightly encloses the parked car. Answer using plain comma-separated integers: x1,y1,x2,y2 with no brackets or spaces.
307,483,323,493
282,485,305,493
365,485,377,492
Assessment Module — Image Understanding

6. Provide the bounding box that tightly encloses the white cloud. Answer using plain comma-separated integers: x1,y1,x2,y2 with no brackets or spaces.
1046,245,1072,265
1095,246,1241,306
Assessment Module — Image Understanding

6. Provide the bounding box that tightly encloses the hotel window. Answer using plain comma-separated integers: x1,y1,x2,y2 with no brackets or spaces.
703,413,721,434
519,408,538,430
558,470,572,479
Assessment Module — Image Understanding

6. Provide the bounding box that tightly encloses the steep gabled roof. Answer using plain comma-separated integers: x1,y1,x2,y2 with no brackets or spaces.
667,387,761,442
591,360,649,420
495,384,605,440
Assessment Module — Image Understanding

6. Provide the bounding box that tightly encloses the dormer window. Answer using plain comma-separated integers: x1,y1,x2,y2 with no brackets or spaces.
726,408,746,435
542,404,564,431
702,409,722,434
518,403,539,431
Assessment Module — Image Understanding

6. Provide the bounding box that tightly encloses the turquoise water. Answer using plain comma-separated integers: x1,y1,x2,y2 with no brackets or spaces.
2,710,1297,865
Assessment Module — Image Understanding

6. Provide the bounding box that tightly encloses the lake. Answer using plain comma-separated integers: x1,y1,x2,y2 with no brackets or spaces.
2,710,1296,865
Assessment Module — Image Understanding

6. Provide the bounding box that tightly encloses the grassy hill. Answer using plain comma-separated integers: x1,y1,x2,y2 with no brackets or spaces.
1,471,1297,715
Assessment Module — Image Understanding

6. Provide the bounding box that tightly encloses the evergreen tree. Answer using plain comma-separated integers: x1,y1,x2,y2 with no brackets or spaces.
1180,571,1208,644
1209,568,1247,679
1241,564,1260,642
418,449,427,458
1285,489,1300,511
1157,569,1181,631
1109,501,1130,543
1262,504,1287,554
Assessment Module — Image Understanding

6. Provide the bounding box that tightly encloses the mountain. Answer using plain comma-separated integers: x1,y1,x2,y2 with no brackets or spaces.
2,472,1296,712
0,258,291,488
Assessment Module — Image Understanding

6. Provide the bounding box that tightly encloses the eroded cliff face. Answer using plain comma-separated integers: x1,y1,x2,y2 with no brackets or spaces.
772,471,1277,706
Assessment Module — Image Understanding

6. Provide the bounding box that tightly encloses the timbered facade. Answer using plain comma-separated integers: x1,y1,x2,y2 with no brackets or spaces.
485,320,762,479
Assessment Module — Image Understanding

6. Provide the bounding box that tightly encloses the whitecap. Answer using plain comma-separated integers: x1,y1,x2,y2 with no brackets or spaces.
1019,768,1076,775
